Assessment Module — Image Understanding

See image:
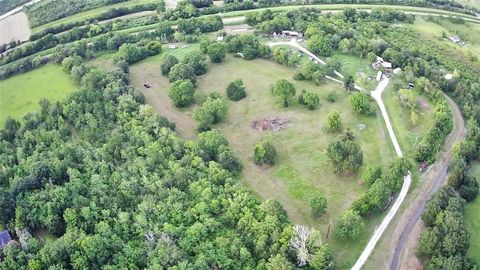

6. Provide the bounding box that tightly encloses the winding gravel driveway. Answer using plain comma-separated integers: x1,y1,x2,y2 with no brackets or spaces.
351,77,412,270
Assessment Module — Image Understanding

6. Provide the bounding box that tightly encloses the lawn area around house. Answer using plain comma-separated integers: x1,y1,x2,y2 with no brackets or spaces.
455,0,480,9
128,53,397,268
465,162,480,265
0,64,76,127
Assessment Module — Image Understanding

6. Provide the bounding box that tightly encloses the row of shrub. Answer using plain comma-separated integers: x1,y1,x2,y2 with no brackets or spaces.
0,15,223,78
29,2,162,41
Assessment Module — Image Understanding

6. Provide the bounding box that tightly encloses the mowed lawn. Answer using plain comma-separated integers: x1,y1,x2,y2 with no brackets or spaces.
0,64,76,127
465,162,480,265
130,54,396,268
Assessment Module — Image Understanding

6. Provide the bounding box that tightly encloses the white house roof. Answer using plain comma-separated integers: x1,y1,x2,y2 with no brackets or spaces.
382,62,392,68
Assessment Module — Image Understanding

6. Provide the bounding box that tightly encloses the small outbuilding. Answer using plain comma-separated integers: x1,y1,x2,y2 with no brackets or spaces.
444,73,454,80
168,44,177,49
393,67,402,75
216,36,224,42
448,35,462,44
0,230,12,250
281,30,303,38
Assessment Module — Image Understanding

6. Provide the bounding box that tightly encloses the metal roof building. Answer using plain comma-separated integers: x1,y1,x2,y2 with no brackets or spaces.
0,230,12,249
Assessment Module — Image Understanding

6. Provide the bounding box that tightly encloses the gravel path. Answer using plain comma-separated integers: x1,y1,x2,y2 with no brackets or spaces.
351,77,413,270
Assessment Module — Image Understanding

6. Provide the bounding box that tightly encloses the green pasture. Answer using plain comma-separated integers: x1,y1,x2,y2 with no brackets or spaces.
0,64,76,127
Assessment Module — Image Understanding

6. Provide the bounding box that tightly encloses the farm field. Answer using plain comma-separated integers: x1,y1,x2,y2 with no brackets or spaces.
0,11,31,44
408,17,480,59
31,0,159,33
0,64,76,127
465,162,480,265
128,53,397,268
455,0,480,9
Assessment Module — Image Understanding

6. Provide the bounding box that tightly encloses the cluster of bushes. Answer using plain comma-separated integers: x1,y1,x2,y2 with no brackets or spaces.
412,78,453,164
25,0,127,27
193,92,229,131
351,158,411,216
254,141,277,165
419,187,472,269
225,34,271,60
112,40,162,65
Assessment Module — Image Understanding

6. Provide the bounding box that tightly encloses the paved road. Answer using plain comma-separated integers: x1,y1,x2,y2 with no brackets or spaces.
351,77,413,270
389,94,466,270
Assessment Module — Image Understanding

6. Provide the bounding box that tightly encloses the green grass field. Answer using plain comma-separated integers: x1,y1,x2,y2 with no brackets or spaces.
455,0,480,9
465,162,480,265
128,53,398,268
31,0,159,33
0,64,76,127
408,17,480,59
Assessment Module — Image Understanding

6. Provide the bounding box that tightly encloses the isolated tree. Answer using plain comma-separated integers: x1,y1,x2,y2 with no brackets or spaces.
218,145,242,174
344,74,355,92
349,92,375,115
168,63,196,83
325,110,341,132
207,43,227,63
310,194,327,218
182,50,208,75
226,79,246,101
303,91,320,110
273,79,296,107
168,79,195,107
161,54,179,75
254,141,276,165
327,129,363,174
326,91,337,103
336,210,364,240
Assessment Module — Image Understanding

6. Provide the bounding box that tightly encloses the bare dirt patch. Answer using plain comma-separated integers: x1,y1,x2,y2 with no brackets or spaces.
0,11,31,44
250,116,289,132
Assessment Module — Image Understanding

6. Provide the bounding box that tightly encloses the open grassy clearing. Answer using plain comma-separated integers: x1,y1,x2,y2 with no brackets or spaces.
0,64,76,127
31,0,159,33
0,11,31,44
455,0,480,9
128,53,397,268
465,162,480,265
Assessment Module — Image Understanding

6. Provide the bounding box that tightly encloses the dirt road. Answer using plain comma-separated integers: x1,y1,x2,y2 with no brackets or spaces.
389,94,466,270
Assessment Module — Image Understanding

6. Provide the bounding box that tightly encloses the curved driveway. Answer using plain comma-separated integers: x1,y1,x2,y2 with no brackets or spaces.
352,77,412,270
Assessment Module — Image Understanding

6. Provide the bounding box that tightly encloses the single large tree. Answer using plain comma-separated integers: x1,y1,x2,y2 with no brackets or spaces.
161,54,179,75
335,210,364,240
207,43,227,63
273,79,296,107
226,79,247,101
168,79,195,107
168,63,196,83
327,129,363,174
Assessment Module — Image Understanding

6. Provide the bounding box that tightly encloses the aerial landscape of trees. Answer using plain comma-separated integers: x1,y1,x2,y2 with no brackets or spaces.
0,1,479,269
